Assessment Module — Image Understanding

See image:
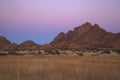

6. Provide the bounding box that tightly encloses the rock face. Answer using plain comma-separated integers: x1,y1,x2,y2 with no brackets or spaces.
51,22,120,49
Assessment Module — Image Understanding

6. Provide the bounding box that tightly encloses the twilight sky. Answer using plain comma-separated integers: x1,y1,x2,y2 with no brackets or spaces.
0,0,120,44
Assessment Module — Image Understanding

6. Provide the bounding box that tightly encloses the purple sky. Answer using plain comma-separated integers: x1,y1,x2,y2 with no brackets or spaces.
0,0,120,44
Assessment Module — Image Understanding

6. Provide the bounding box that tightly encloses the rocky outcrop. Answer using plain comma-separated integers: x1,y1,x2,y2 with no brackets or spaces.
18,40,40,50
51,22,120,49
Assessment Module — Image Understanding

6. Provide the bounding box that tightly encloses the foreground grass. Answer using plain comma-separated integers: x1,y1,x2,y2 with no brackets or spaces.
0,55,120,80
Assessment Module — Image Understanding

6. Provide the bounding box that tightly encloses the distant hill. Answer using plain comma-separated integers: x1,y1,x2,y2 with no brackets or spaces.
18,40,40,51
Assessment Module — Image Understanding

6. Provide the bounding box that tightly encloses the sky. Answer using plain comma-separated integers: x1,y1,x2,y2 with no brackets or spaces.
0,0,120,44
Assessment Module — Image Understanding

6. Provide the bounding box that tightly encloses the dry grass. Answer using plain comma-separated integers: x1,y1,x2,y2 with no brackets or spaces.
0,55,120,80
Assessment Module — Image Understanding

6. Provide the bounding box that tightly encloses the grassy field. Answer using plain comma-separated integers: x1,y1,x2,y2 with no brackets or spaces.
0,55,120,80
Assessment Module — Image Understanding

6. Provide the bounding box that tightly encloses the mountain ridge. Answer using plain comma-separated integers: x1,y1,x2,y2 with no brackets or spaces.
0,22,120,50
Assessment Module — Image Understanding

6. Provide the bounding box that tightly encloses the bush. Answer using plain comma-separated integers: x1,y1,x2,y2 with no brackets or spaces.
102,50,111,54
45,49,61,55
8,50,18,55
93,49,99,53
116,50,120,54
100,51,104,54
45,49,55,55
78,53,84,56
38,51,42,54
82,50,86,53
0,53,7,56
54,50,60,55
89,49,100,53
92,54,99,56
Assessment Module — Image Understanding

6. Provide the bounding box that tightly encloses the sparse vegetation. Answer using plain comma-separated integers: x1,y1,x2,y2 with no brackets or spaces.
100,51,104,54
99,49,111,54
0,52,7,56
103,50,111,54
78,52,84,56
117,50,120,54
92,49,100,53
8,50,18,55
92,53,99,56
45,49,54,54
38,51,42,54
54,50,60,55
44,49,60,55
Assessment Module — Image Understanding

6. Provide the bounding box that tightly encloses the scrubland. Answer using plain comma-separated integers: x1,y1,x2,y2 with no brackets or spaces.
0,55,120,80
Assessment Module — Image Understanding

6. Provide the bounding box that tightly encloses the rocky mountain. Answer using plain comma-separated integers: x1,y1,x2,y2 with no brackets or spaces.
51,22,120,49
0,36,18,50
18,40,40,50
0,22,120,50
0,37,40,51
0,36,11,50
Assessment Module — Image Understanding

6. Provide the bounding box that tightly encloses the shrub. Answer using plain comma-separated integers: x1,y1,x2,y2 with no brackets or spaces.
8,50,18,55
82,50,86,53
54,50,60,55
100,51,104,54
103,50,111,54
45,49,61,55
116,50,120,54
92,54,99,56
38,51,42,54
45,49,55,55
78,53,84,56
90,49,100,53
0,53,7,56
29,49,32,51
